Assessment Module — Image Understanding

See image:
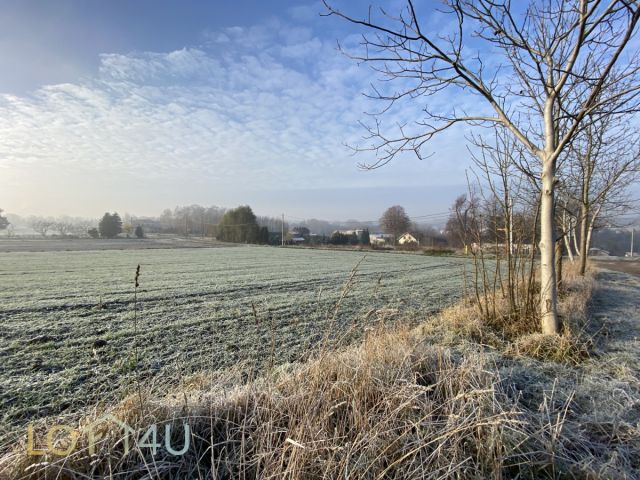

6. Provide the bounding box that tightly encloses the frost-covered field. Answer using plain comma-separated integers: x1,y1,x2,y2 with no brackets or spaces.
0,246,466,440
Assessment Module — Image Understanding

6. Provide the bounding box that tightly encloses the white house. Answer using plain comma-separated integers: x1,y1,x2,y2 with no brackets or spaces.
398,233,419,246
370,233,394,246
335,229,364,236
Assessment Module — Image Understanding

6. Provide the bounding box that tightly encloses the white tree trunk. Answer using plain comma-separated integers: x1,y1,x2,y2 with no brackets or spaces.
585,204,601,265
572,221,581,257
562,210,575,263
565,230,575,263
540,157,560,334
540,97,560,335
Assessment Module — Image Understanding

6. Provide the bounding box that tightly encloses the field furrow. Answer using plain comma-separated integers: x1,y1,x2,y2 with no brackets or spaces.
0,246,467,444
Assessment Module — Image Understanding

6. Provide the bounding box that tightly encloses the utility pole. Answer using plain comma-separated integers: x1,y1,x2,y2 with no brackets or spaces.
631,228,634,257
281,213,285,247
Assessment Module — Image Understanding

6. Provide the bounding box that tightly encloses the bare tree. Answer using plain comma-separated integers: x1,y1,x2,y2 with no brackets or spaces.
30,218,54,237
469,127,542,320
445,194,479,249
380,205,411,243
71,220,95,237
560,116,640,274
324,0,640,334
53,221,74,237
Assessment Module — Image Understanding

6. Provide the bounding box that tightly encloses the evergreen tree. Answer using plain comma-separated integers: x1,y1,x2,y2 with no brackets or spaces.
329,232,349,245
360,228,370,245
135,225,144,238
259,226,269,244
98,212,123,238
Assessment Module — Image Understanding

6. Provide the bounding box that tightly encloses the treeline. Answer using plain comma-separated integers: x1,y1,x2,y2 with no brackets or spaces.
159,205,225,235
159,204,291,245
157,205,287,237
328,229,370,245
443,194,537,249
440,189,640,258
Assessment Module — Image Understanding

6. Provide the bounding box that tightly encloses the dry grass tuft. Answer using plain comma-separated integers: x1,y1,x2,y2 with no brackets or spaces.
507,332,591,364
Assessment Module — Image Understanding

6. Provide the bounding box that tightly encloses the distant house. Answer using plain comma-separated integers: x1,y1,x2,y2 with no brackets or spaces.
370,233,394,246
290,237,306,244
398,233,419,246
335,229,364,236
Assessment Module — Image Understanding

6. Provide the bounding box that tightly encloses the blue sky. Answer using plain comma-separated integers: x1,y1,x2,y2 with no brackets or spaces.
0,0,471,221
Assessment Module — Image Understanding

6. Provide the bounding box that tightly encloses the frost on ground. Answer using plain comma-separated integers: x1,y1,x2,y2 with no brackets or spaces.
0,246,468,447
3,267,639,479
494,269,640,475
582,271,640,424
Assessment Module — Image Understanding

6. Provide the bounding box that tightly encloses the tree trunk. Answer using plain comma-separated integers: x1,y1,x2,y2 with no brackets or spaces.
579,202,589,276
572,220,581,256
540,158,560,334
562,210,575,263
583,204,601,272
555,238,563,291
540,95,560,335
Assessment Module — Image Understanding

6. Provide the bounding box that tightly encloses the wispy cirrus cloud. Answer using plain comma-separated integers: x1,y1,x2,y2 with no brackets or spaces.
0,5,472,217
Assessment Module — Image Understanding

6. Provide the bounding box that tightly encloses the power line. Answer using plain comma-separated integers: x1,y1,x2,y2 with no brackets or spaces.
282,211,451,224
410,211,450,219
411,216,450,221
198,222,259,227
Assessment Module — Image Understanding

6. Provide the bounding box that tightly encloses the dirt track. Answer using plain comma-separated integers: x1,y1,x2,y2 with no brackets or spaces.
592,258,640,276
